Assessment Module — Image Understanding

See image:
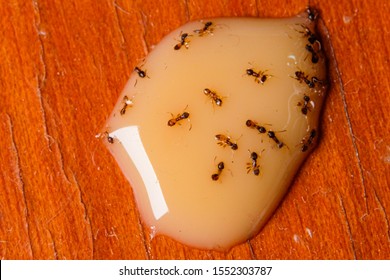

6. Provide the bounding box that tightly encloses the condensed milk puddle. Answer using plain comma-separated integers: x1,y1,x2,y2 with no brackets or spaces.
101,9,328,251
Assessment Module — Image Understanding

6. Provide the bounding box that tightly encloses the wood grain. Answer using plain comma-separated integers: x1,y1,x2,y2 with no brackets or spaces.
1,0,389,260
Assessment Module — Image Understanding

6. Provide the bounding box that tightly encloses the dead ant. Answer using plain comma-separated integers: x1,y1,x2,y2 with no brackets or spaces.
174,33,191,50
246,68,271,84
194,21,213,36
215,134,238,150
120,95,133,115
301,129,317,152
211,161,225,181
204,88,223,106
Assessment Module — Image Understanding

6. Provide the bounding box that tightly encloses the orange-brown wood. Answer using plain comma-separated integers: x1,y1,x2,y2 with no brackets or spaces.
0,0,389,259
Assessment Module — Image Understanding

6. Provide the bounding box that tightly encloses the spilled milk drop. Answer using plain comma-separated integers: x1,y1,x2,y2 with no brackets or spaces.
102,10,327,251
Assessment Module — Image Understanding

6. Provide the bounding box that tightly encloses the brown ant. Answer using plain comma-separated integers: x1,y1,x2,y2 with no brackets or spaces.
294,71,324,89
304,27,319,45
194,21,213,36
215,134,238,150
297,94,312,115
305,44,319,63
301,129,317,152
294,71,313,88
211,161,224,181
306,6,318,21
167,107,191,129
174,33,190,50
120,95,133,115
134,66,147,78
246,151,261,176
204,88,223,106
246,68,271,84
246,119,267,134
104,131,114,144
297,24,321,50
267,130,285,149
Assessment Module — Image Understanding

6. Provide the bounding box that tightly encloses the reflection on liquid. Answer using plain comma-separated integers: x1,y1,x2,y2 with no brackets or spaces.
111,126,168,220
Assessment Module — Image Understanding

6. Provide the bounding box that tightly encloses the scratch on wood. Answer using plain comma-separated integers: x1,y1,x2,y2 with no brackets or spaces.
319,18,368,215
140,222,151,259
132,204,151,259
70,171,94,259
112,1,128,49
138,10,150,55
94,228,100,240
6,113,34,258
294,200,305,229
113,0,131,15
32,0,47,88
91,56,103,83
0,240,8,260
373,188,390,242
105,227,119,240
293,200,312,254
254,0,261,17
183,0,190,21
32,0,53,152
35,80,52,151
45,196,73,225
338,193,357,259
55,142,71,184
247,240,257,259
47,229,59,259
70,172,90,224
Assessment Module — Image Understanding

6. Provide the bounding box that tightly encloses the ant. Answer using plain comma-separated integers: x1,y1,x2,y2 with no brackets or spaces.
204,88,223,106
215,134,238,150
294,71,314,88
174,33,190,50
297,24,321,50
120,95,133,115
297,94,312,115
194,21,213,36
246,151,261,176
267,130,285,149
294,71,325,89
246,119,267,134
211,161,225,181
306,6,318,21
305,44,319,63
246,68,271,84
301,129,317,152
134,66,147,78
167,107,191,128
294,71,315,88
104,131,114,144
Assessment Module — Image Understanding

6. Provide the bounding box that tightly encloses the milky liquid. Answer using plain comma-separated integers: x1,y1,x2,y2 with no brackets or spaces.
102,13,327,251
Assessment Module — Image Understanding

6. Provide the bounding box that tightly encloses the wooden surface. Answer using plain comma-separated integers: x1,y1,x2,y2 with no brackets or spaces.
1,0,389,260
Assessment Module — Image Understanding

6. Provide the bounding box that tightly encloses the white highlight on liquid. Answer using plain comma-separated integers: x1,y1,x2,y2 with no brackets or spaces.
111,126,169,220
